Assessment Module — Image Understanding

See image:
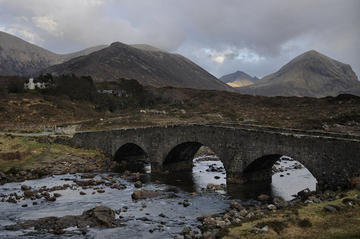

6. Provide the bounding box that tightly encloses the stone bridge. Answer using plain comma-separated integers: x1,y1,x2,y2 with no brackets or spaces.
70,124,360,190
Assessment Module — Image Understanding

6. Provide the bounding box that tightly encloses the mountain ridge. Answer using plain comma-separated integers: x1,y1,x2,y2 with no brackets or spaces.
0,31,107,76
236,50,360,97
44,41,233,91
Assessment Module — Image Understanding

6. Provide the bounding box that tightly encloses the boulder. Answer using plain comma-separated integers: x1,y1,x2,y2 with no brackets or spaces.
79,206,116,228
230,200,244,211
131,190,161,200
23,190,36,198
183,200,191,207
134,181,142,188
5,205,121,233
323,205,337,212
267,204,277,210
21,185,31,191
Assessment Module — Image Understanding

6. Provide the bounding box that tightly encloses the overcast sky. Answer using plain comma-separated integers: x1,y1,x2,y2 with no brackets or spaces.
0,0,359,78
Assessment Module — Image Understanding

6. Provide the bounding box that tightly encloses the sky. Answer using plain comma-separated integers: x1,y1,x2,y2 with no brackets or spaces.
0,0,359,78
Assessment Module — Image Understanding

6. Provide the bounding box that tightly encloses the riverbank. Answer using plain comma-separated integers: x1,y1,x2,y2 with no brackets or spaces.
0,134,115,184
182,189,360,239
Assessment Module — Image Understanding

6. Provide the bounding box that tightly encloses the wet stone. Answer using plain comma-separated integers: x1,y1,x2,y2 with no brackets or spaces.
183,200,191,207
134,181,142,188
230,200,244,211
53,193,62,198
45,196,56,202
131,190,162,200
21,185,31,191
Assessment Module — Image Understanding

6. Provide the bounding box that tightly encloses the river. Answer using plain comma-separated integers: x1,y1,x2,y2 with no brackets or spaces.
0,156,316,238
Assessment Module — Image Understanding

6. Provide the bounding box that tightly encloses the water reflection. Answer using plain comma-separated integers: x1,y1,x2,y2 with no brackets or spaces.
157,155,317,201
272,156,317,200
112,153,316,201
192,158,272,200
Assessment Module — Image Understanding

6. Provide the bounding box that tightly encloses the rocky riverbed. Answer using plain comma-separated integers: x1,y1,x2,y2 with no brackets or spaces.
0,170,230,238
0,156,326,239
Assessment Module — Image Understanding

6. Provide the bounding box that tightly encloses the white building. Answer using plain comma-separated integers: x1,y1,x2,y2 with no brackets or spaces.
24,78,48,90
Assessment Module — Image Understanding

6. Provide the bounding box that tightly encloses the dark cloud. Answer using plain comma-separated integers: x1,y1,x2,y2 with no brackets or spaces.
0,0,359,78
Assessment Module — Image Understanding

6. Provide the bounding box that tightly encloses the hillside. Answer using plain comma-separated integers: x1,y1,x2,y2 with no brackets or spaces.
0,31,106,76
44,42,232,91
220,71,258,87
236,50,360,97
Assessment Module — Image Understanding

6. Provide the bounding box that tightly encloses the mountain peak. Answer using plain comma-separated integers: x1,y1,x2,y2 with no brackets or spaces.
0,31,107,76
220,70,258,87
131,44,165,52
44,42,232,91
236,50,360,97
304,49,321,55
110,41,127,47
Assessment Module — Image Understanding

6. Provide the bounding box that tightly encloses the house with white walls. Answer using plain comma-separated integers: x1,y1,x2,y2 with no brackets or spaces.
24,78,48,90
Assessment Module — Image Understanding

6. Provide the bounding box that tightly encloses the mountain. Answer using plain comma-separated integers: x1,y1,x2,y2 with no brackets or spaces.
44,42,232,91
341,86,360,96
220,71,258,87
236,50,360,97
0,31,106,76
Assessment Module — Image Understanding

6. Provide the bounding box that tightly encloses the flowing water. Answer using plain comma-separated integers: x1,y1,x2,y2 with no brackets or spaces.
0,156,316,238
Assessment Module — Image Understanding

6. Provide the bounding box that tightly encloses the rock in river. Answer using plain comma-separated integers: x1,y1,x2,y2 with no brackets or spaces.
5,206,122,234
131,190,162,200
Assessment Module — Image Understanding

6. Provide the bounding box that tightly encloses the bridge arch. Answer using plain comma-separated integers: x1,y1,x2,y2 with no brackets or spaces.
162,141,229,173
114,143,149,172
163,142,202,171
241,153,319,187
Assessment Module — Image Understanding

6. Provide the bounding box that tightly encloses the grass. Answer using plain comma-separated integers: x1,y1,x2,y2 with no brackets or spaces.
223,190,360,239
0,135,104,172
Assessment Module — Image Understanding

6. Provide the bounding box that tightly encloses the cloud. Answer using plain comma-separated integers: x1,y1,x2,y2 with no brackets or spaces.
32,16,63,37
203,48,264,65
0,0,359,78
0,24,43,44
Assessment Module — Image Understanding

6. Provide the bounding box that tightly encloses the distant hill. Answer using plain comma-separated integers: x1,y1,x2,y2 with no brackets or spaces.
220,71,258,87
44,42,232,91
0,31,106,76
236,50,360,97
